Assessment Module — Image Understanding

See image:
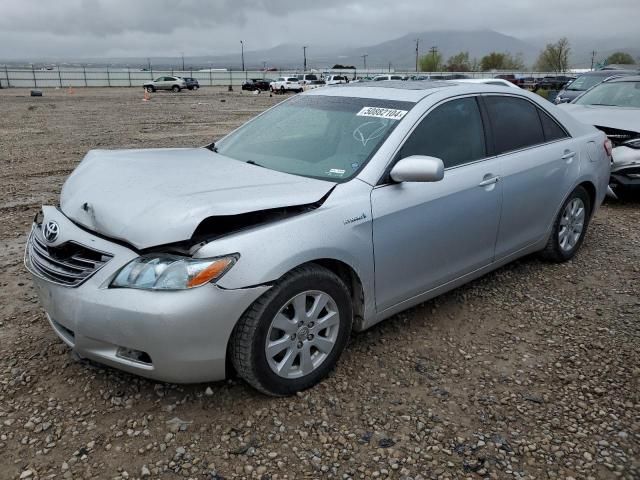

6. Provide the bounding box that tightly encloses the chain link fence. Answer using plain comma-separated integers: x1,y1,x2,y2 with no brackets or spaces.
0,66,558,89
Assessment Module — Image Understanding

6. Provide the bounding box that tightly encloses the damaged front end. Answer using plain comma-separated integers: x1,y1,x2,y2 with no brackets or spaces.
596,126,640,197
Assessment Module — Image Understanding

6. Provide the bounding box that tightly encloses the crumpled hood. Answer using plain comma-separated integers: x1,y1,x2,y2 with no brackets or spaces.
559,104,640,132
61,148,335,249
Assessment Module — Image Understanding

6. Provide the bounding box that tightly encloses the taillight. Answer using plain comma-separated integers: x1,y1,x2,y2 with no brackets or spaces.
604,138,613,157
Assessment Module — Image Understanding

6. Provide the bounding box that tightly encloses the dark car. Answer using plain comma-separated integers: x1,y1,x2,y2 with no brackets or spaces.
533,75,576,91
182,77,200,90
554,69,639,104
242,78,273,91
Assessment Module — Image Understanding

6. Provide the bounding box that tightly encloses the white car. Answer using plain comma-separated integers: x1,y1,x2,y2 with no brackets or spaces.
270,77,303,93
373,75,404,82
295,74,319,85
451,78,520,89
325,75,349,85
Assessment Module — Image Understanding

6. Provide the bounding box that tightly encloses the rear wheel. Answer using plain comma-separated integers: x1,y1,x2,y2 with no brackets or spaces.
539,186,591,262
231,265,352,396
145,86,154,93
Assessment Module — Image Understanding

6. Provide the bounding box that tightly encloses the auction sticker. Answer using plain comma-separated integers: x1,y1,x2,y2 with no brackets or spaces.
356,106,408,120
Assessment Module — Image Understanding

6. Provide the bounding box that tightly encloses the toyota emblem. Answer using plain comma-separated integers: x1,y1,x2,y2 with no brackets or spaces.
43,221,60,243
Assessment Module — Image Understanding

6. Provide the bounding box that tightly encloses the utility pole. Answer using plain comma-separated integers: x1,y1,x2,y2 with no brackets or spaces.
147,57,151,71
388,62,391,73
181,52,185,71
303,46,308,72
591,50,596,71
240,40,245,71
361,54,368,71
415,38,420,72
429,46,438,71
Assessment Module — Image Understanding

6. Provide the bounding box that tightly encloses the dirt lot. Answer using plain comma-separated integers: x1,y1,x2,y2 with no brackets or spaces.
0,87,638,480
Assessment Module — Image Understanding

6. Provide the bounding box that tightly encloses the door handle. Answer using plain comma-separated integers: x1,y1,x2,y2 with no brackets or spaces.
478,175,501,187
561,150,576,161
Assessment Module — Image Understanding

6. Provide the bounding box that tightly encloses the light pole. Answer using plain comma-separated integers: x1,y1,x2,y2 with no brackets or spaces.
415,39,420,72
181,52,185,71
303,46,308,72
240,40,245,71
361,54,368,71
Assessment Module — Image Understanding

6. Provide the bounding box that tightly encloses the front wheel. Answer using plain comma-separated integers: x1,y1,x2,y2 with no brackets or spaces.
145,86,154,93
230,265,353,396
172,85,181,92
539,186,591,262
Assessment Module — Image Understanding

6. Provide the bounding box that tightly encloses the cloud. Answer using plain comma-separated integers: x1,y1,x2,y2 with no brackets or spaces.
0,0,638,59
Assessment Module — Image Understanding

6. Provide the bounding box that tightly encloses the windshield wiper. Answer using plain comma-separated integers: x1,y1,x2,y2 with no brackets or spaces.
589,103,617,106
205,142,218,152
246,160,265,168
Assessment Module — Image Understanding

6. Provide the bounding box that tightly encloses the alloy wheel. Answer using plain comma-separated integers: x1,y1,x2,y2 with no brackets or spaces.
558,198,585,252
264,290,340,379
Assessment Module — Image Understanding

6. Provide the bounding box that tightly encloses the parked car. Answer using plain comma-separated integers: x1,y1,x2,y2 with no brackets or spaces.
242,78,273,91
182,77,200,90
270,77,303,93
303,80,326,91
143,76,187,92
559,75,640,199
554,69,638,104
295,74,319,85
26,83,609,395
533,76,575,91
373,75,404,81
495,74,517,83
325,75,349,85
452,78,520,88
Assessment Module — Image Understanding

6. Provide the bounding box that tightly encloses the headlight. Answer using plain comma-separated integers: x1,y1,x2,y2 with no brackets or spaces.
623,138,640,149
110,254,238,290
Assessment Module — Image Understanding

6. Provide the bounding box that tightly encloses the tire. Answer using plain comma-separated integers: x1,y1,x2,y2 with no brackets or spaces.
145,86,154,93
193,85,199,90
172,85,181,92
539,186,591,262
280,86,285,94
230,265,353,396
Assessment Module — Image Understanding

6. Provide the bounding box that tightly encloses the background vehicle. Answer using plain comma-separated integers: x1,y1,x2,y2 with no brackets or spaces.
452,78,519,88
325,75,349,85
182,77,200,90
373,74,404,81
270,77,302,93
533,75,576,92
242,78,273,91
143,76,187,92
554,69,639,104
295,73,319,85
559,76,640,198
303,79,326,90
26,83,609,396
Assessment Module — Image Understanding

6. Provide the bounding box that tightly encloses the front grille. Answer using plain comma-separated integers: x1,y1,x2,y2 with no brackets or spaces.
595,125,639,148
26,224,113,287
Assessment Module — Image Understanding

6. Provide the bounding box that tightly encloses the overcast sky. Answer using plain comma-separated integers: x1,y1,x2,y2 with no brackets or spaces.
1,0,638,59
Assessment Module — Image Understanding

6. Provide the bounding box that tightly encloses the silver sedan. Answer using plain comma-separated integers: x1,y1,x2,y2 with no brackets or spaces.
26,81,610,395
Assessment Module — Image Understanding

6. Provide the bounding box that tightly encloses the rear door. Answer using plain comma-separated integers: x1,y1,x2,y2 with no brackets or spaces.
371,96,503,311
483,95,578,259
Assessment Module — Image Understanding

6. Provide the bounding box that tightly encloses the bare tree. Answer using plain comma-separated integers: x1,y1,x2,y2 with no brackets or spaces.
535,38,571,72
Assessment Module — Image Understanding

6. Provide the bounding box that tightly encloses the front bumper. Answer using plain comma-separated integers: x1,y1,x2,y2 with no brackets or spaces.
26,206,269,384
610,146,640,192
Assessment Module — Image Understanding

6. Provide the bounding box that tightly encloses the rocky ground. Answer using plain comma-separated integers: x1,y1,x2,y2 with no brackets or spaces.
0,87,638,480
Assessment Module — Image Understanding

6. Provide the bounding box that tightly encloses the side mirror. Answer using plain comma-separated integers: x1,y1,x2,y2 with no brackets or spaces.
390,156,445,183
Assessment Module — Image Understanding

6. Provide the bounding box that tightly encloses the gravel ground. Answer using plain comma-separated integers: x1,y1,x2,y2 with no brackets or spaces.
0,87,638,480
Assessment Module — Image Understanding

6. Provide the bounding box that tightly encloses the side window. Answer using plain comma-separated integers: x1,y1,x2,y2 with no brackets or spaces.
485,96,545,153
538,109,569,142
398,97,486,169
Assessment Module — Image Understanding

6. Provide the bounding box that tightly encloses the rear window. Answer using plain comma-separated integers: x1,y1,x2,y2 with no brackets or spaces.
485,96,545,154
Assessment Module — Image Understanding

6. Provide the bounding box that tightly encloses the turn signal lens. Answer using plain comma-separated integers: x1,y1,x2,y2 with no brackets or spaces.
187,257,236,288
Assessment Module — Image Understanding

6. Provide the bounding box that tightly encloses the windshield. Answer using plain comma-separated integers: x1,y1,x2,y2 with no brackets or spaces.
215,95,414,181
567,74,607,91
574,81,640,108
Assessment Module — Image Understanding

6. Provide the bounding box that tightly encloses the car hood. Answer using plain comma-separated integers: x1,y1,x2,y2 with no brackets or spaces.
559,104,640,132
60,148,335,249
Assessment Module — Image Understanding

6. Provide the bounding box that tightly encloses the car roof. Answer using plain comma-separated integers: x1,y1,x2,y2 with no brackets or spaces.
582,69,638,77
607,75,640,82
303,80,525,102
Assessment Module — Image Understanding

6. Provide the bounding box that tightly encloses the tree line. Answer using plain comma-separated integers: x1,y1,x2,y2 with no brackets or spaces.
418,38,637,72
